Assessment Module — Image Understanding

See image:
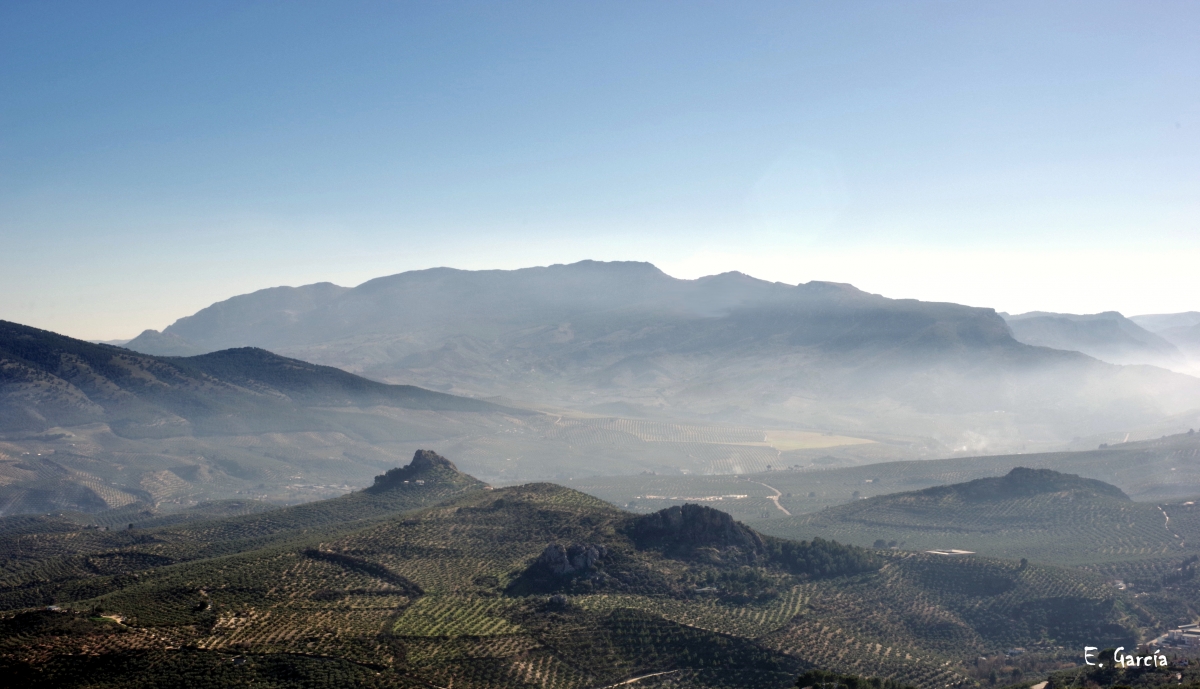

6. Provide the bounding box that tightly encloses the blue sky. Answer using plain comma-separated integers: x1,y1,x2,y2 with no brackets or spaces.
2,1,1197,339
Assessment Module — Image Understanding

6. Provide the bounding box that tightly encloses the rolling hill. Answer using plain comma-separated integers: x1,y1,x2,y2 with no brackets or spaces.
0,452,1167,689
122,261,1200,454
747,468,1195,565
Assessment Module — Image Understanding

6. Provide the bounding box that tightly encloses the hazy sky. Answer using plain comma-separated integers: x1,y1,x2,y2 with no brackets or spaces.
2,1,1198,340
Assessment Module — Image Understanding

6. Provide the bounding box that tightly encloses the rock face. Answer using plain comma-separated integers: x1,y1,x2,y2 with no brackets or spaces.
629,504,765,560
408,449,460,474
536,543,607,576
505,541,610,595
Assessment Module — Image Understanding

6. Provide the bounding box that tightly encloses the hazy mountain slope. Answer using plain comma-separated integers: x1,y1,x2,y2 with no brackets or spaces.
1159,324,1200,357
0,320,508,436
1129,313,1200,363
748,468,1193,564
1131,312,1200,333
123,262,1200,452
0,457,1153,689
0,321,520,515
1002,311,1182,366
125,281,350,355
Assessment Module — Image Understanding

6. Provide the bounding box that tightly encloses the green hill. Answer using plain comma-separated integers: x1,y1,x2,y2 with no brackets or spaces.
0,456,1172,689
751,468,1195,565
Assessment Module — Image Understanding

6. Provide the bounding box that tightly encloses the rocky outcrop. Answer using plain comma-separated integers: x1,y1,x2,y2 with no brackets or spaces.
628,504,765,560
505,542,610,595
535,543,607,576
367,450,471,492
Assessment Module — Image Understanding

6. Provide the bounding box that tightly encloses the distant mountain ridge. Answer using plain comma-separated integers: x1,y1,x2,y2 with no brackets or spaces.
1129,313,1200,360
129,262,1011,354
125,261,1200,452
1131,312,1200,333
1002,311,1183,367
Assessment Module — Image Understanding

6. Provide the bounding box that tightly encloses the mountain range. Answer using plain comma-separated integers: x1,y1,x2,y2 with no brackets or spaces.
121,261,1200,454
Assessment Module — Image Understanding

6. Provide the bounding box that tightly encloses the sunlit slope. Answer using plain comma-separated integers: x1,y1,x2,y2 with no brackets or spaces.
752,468,1200,565
0,461,1161,689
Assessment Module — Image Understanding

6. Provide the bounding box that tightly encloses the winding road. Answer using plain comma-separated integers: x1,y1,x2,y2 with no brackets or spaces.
1159,505,1185,546
749,480,792,516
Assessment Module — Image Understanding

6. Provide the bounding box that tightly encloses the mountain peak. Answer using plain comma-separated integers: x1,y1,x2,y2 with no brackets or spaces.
409,448,460,473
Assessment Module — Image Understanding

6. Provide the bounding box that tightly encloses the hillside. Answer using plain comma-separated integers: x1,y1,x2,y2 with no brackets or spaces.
0,455,1164,689
1129,312,1200,368
123,261,1200,453
0,451,487,613
0,319,506,435
1159,323,1200,358
750,468,1199,565
0,320,518,515
1002,311,1183,367
573,430,1200,530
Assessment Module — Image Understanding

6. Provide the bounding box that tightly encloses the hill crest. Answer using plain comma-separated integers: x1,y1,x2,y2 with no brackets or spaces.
913,467,1130,503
